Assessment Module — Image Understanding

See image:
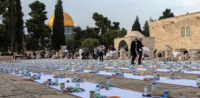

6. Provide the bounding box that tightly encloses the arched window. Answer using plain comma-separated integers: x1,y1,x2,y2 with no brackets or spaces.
181,27,185,37
186,26,190,36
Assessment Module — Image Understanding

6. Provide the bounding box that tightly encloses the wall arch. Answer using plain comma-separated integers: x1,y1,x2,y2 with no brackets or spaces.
118,40,128,51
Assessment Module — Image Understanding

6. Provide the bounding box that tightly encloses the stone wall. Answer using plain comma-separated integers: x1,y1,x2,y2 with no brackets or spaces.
114,37,155,58
150,12,200,51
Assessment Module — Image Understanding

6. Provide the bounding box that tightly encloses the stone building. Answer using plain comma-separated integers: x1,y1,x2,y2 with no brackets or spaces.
114,31,155,58
150,12,200,51
48,12,74,37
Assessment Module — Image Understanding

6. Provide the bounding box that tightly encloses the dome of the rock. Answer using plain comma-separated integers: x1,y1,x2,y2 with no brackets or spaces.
48,12,74,27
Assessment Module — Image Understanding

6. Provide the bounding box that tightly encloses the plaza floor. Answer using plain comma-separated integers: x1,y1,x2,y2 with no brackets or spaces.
0,72,78,98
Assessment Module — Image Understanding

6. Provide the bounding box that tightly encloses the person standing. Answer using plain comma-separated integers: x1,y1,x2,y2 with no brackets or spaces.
130,38,137,65
98,46,104,61
79,48,84,60
64,47,69,58
93,47,98,60
137,37,144,65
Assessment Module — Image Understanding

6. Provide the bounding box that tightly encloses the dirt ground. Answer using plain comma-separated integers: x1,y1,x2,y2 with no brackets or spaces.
0,72,78,98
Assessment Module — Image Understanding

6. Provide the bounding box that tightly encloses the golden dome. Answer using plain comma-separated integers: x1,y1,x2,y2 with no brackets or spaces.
48,12,74,27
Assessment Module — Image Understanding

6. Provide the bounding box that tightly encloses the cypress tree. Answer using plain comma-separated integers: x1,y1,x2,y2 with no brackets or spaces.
15,0,25,53
143,21,149,37
0,0,10,51
52,0,65,50
8,0,17,52
131,16,142,33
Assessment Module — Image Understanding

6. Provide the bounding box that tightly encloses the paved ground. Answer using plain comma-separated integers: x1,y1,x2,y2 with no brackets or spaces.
0,72,78,98
55,71,200,98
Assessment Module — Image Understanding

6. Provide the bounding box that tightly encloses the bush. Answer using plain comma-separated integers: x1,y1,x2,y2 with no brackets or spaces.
81,38,99,49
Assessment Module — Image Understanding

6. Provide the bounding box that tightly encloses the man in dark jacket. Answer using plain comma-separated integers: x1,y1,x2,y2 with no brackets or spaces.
137,37,144,65
130,38,138,65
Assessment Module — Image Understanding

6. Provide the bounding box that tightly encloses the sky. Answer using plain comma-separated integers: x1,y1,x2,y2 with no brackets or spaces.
21,0,200,32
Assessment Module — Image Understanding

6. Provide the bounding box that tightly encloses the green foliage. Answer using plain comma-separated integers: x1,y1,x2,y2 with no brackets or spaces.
101,29,127,48
81,38,99,49
71,26,100,49
70,12,127,50
0,0,25,52
52,0,65,50
65,36,73,50
143,21,149,37
15,0,24,52
92,12,111,34
25,0,51,50
132,16,142,32
159,9,175,20
0,0,10,51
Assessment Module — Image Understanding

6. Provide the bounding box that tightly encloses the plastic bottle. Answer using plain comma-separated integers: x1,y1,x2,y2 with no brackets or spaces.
74,72,77,79
37,72,41,79
153,72,157,81
75,80,80,92
151,82,157,94
120,69,123,76
95,85,100,98
54,77,58,86
197,76,200,87
143,86,148,96
106,77,111,87
100,81,103,88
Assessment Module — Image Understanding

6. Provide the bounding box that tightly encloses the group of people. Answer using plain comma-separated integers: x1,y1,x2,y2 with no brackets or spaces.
130,37,144,65
5,38,145,64
79,45,105,61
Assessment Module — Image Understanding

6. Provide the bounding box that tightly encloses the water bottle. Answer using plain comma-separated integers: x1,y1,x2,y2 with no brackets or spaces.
106,77,111,87
143,86,148,96
120,69,123,76
37,72,41,79
59,69,63,76
153,72,157,81
74,72,77,79
75,80,80,92
54,77,58,86
151,83,157,94
100,81,103,88
197,76,200,87
95,85,100,98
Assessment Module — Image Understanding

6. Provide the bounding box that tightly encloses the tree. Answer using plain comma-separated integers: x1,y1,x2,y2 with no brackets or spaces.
70,13,127,50
52,0,65,50
159,9,175,20
82,38,99,49
8,0,17,52
15,0,25,53
26,1,51,50
71,26,100,49
101,29,127,48
112,22,120,30
132,16,142,32
92,12,111,34
143,21,149,37
0,0,10,51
